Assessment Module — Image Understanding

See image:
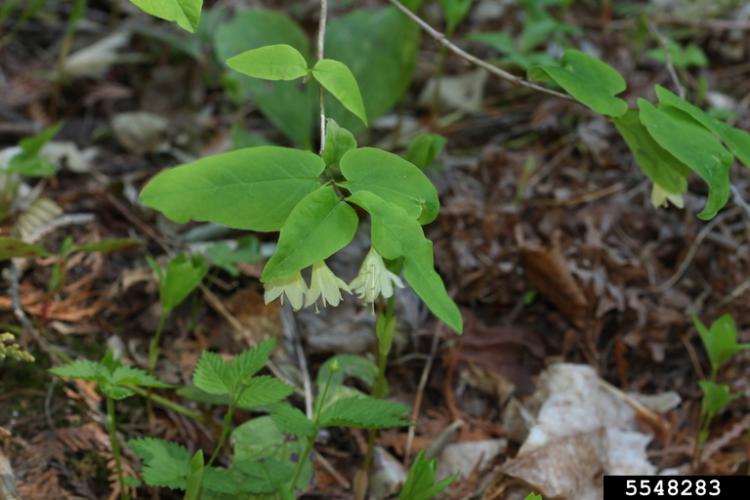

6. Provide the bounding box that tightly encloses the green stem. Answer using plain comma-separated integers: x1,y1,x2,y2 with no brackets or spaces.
147,313,167,374
362,297,395,475
290,369,334,491
127,386,205,423
208,403,235,466
106,397,128,500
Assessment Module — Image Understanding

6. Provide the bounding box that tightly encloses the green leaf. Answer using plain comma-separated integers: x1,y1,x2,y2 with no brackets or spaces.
529,49,628,117
204,236,261,277
319,395,410,429
226,338,277,389
111,366,170,388
647,40,707,69
341,148,440,224
215,9,314,147
399,450,454,500
159,254,208,314
699,380,739,420
654,85,750,169
312,59,368,125
140,147,324,231
227,44,309,81
232,458,294,494
49,359,102,381
405,134,447,171
316,354,378,393
129,438,190,489
100,383,135,400
403,240,463,334
128,0,202,32
524,494,544,500
347,191,462,333
322,119,357,167
236,375,294,409
193,351,230,395
693,314,749,376
7,122,62,177
613,109,689,196
185,450,205,500
261,185,358,281
72,238,140,255
638,98,732,220
269,403,316,438
325,6,420,133
231,416,285,462
0,237,50,260
438,0,473,33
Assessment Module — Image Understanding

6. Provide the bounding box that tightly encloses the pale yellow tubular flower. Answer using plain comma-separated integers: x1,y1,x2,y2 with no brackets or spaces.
305,261,350,311
263,271,307,311
651,184,684,209
349,248,403,308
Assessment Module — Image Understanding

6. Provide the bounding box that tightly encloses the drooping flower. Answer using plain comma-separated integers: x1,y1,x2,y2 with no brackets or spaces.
651,184,684,209
263,271,307,311
305,261,350,310
349,248,403,308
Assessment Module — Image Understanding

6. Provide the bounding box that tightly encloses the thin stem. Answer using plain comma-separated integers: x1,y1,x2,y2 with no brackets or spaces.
317,0,328,153
147,313,167,374
290,369,335,491
386,0,571,101
362,297,395,474
208,403,235,466
106,397,127,500
127,386,206,423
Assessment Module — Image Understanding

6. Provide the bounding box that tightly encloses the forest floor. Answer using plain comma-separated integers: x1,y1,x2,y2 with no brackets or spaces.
1,1,750,499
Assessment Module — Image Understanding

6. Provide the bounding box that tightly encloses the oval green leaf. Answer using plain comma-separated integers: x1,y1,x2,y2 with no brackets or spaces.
140,146,324,232
340,148,440,224
655,85,750,168
613,109,688,195
529,49,628,117
312,59,368,125
261,185,358,280
227,44,309,81
347,190,462,333
129,0,202,32
638,99,732,220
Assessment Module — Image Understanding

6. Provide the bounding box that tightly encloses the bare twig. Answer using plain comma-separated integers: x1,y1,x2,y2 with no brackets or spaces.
657,208,739,291
404,325,443,466
386,0,571,101
731,185,750,218
648,24,686,98
317,0,328,153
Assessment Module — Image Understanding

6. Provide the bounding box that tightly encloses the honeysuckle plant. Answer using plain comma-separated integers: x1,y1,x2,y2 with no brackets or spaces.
116,0,750,496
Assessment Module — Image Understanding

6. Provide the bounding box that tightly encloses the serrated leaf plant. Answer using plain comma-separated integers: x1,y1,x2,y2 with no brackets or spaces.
399,450,454,500
50,352,170,500
128,351,409,497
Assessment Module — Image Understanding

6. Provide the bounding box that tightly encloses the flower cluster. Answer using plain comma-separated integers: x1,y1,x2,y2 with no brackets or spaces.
263,248,403,312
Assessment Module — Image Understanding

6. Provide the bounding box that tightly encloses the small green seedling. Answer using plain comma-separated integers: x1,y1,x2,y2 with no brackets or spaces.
49,237,139,292
399,450,454,500
50,352,170,500
525,493,543,500
191,337,294,463
146,253,208,373
693,314,749,379
693,314,747,463
0,122,62,219
438,0,473,35
204,235,262,277
647,38,708,69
